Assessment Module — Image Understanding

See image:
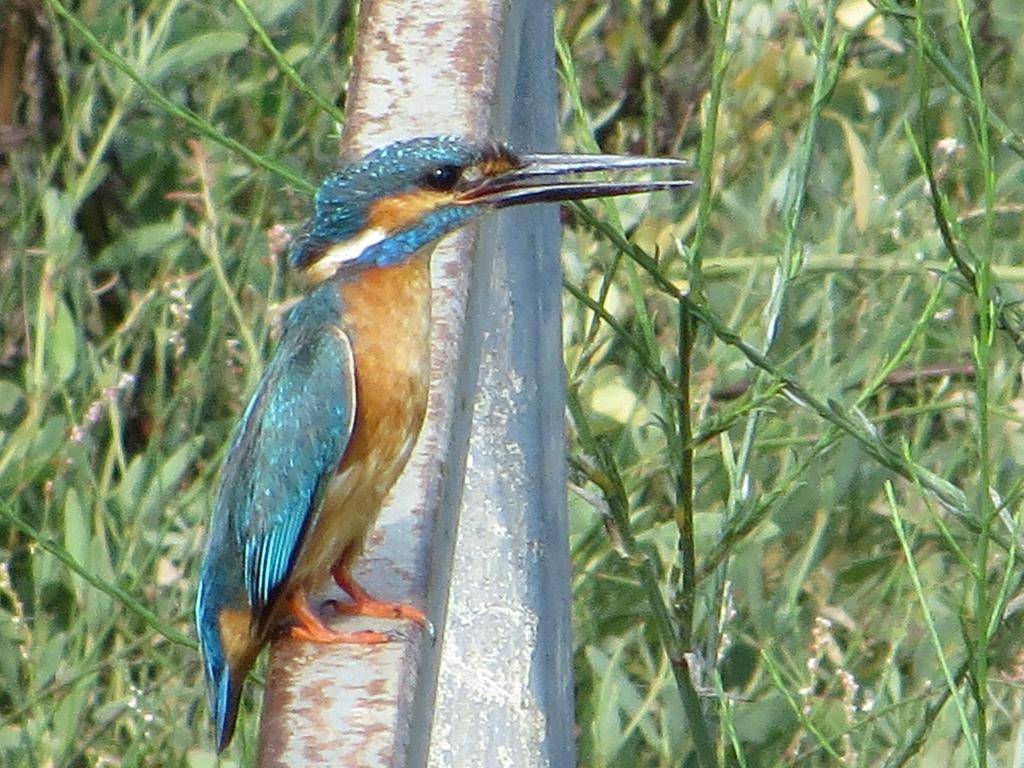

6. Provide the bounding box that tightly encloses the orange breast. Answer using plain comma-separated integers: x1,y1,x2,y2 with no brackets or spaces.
338,253,432,476
286,252,433,592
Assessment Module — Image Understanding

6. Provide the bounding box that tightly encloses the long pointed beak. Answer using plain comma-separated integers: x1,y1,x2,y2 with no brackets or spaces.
456,152,694,208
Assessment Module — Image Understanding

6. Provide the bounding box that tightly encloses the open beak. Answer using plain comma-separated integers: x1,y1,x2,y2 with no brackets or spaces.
456,152,694,207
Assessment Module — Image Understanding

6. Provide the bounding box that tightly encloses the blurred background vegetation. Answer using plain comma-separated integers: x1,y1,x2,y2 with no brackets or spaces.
2,0,1024,765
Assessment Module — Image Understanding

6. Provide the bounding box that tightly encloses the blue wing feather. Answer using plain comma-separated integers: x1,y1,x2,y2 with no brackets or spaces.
205,284,355,624
195,283,354,751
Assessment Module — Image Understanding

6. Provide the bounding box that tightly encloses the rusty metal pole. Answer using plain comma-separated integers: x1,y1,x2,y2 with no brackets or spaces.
257,0,573,765
424,1,574,764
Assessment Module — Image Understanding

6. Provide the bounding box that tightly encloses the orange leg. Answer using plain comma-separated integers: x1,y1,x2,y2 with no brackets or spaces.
287,590,390,644
332,564,429,629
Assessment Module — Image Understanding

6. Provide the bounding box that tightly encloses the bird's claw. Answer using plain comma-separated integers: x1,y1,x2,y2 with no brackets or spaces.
323,598,435,643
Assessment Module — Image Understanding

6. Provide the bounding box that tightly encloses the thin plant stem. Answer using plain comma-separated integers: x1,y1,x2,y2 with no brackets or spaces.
886,483,980,767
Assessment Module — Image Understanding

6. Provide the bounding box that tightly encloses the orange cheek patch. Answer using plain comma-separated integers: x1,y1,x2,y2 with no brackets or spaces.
367,190,449,232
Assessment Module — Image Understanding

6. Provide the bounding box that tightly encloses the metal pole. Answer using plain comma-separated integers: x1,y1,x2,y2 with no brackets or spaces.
257,0,573,764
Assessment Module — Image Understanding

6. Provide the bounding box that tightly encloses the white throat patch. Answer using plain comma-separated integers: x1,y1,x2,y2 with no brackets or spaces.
305,227,388,283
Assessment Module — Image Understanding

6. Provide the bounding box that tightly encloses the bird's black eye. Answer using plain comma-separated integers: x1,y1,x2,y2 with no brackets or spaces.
422,164,462,191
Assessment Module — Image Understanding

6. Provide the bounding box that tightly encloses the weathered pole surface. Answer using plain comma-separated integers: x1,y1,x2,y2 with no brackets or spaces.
257,0,573,765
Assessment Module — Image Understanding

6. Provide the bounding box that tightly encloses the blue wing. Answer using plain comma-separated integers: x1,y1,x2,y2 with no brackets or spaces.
214,290,355,624
194,286,355,750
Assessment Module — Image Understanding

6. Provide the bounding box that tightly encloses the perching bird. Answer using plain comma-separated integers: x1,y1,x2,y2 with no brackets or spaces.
194,135,690,751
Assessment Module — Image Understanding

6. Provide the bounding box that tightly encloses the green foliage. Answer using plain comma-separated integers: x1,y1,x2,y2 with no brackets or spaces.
561,1,1024,766
3,0,1024,765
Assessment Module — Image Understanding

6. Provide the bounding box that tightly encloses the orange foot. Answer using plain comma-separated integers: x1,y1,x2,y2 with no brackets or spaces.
332,565,432,635
288,590,389,644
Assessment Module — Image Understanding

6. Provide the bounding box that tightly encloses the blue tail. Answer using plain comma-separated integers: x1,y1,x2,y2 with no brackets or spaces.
196,577,252,753
211,658,244,753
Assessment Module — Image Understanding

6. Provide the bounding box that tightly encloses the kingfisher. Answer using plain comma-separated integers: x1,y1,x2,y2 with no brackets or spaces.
194,135,690,751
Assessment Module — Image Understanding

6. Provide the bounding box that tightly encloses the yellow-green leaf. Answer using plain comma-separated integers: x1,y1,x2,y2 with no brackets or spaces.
148,31,249,82
828,110,873,233
48,299,77,383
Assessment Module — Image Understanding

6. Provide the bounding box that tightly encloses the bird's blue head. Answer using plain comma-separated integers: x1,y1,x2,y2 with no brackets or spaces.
290,135,692,283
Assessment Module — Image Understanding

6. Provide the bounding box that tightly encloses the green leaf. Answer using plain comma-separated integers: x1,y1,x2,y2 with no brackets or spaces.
47,299,78,384
140,437,204,526
0,381,25,417
33,632,67,692
0,415,67,491
148,31,249,82
95,213,186,270
42,189,82,267
248,0,306,26
115,455,148,516
732,691,797,745
587,645,625,761
52,680,90,759
63,489,89,599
